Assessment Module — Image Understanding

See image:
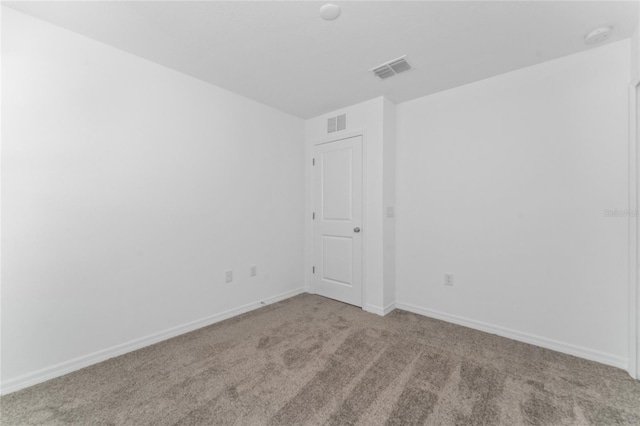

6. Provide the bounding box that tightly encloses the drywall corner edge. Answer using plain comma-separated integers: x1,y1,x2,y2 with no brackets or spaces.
630,80,639,380
630,21,640,380
364,301,397,316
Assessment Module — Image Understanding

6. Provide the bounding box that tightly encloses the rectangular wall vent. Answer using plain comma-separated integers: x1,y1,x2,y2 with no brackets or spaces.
327,114,346,133
370,56,412,80
328,116,337,133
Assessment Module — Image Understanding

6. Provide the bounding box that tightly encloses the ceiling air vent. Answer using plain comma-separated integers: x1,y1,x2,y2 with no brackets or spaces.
370,56,412,80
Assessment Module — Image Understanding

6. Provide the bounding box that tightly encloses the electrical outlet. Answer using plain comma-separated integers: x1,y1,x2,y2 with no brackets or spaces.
444,274,454,286
250,265,257,277
225,270,233,283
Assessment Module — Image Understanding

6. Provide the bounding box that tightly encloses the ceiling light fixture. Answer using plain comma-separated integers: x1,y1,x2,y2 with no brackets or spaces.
584,26,612,45
319,4,341,21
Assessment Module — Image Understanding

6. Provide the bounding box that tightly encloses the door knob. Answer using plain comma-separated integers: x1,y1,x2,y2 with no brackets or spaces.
354,227,361,233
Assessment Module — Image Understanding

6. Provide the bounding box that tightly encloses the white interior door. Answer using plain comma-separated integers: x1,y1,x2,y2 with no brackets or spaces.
313,135,363,307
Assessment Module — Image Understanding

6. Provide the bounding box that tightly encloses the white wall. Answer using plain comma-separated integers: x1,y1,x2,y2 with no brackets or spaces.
1,8,305,391
631,23,640,378
305,97,396,314
396,40,631,368
632,25,639,82
382,98,397,310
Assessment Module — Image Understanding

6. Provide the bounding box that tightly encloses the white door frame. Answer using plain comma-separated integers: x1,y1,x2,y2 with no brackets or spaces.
310,129,367,309
630,80,640,380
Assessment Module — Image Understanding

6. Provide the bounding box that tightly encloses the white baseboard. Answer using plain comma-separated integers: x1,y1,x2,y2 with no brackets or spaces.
396,301,627,370
1,287,306,395
364,301,397,316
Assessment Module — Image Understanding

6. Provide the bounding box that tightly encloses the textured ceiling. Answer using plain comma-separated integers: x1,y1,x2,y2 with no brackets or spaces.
4,1,639,118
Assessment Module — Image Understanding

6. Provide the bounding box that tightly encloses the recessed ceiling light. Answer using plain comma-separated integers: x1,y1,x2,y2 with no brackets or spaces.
319,4,341,21
584,26,612,45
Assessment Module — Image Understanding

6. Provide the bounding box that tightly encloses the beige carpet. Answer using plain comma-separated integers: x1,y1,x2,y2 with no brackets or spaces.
2,294,640,425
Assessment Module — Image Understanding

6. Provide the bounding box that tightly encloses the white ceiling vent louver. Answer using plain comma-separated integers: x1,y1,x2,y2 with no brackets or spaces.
372,65,396,80
370,56,412,80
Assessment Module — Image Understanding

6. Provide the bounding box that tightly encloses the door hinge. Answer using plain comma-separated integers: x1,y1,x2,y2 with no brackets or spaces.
312,212,315,220
312,158,315,166
312,266,315,274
